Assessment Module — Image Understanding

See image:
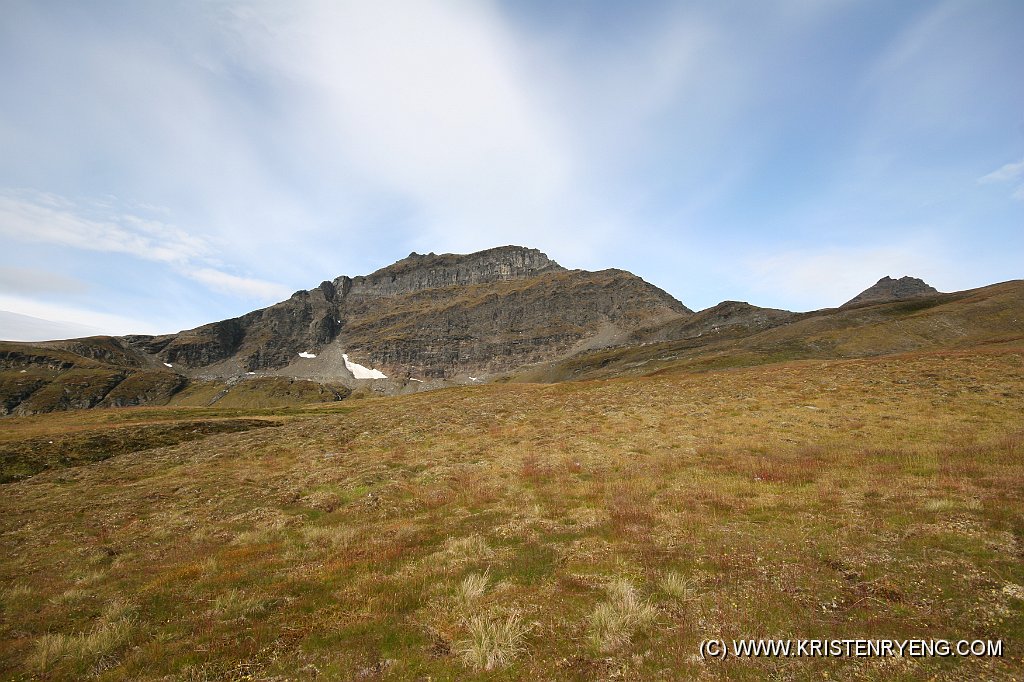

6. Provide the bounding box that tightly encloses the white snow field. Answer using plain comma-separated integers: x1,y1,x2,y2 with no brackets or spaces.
342,353,387,379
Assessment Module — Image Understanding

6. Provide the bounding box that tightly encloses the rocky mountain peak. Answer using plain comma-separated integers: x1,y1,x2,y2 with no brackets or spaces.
330,245,564,300
842,275,939,308
117,245,689,380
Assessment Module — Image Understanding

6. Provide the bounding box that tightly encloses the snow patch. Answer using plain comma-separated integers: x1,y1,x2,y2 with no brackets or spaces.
342,353,387,379
247,371,256,375
409,378,424,383
298,352,317,359
163,362,173,368
468,377,480,382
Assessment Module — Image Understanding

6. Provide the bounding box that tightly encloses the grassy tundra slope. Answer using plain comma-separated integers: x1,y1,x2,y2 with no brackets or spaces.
514,280,1024,383
2,345,1023,679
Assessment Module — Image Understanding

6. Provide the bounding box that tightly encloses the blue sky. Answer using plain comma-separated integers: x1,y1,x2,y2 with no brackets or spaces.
1,0,1021,340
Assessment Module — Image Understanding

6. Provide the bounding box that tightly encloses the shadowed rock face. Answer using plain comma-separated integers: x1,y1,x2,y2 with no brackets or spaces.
842,276,939,308
122,246,693,378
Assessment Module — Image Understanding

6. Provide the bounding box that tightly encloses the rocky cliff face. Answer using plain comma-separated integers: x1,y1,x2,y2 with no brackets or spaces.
336,246,564,299
340,268,690,378
0,339,188,416
123,246,692,380
0,246,695,414
842,276,939,308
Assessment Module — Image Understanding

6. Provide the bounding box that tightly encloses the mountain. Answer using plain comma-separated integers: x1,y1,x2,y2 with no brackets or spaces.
2,248,1021,416
627,300,796,345
841,275,939,308
513,279,1024,383
1,246,691,414
126,246,690,381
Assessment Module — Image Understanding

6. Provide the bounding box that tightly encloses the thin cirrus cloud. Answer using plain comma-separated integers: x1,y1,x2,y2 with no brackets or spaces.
978,158,1024,200
0,190,207,264
186,267,293,301
0,190,290,303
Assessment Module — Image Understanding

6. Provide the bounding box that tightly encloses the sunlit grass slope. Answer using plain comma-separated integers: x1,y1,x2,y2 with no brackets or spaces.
1,346,1023,679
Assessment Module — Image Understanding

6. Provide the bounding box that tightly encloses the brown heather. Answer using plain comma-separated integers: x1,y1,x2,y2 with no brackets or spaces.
0,346,1022,679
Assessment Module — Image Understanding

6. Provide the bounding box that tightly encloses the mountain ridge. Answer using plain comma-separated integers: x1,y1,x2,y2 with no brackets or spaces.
1,245,1019,416
127,246,690,381
842,275,939,308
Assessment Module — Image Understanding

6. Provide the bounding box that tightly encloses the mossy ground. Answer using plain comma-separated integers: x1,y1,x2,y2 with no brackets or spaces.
1,346,1022,679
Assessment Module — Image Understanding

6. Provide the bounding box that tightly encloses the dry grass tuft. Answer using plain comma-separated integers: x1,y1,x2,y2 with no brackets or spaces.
2,583,37,616
520,452,551,482
3,583,34,601
659,571,696,602
432,534,493,568
588,579,657,652
457,610,532,671
457,571,490,609
300,524,357,549
74,569,107,586
28,600,136,672
50,587,91,605
209,589,269,620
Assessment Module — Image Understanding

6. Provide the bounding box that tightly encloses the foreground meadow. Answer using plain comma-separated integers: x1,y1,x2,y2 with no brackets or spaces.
2,347,1023,680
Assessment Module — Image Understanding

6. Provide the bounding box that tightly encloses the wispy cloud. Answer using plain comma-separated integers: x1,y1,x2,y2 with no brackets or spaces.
978,158,1024,200
0,189,289,302
185,267,290,300
0,190,206,264
979,159,1024,184
228,1,581,256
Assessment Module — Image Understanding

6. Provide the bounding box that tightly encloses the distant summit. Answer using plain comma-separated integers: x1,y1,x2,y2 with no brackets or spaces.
842,276,939,308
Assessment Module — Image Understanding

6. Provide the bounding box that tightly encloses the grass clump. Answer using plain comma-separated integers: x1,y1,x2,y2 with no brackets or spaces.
457,571,490,609
28,599,137,672
457,610,532,671
299,524,356,549
432,534,493,568
659,571,696,602
2,583,37,615
209,589,271,620
588,580,657,652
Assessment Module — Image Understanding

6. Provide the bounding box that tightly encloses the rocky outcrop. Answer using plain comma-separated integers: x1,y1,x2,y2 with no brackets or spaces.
98,372,188,408
630,301,795,344
0,246,695,412
122,246,692,379
842,276,939,308
341,268,690,378
44,338,143,367
335,246,565,300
